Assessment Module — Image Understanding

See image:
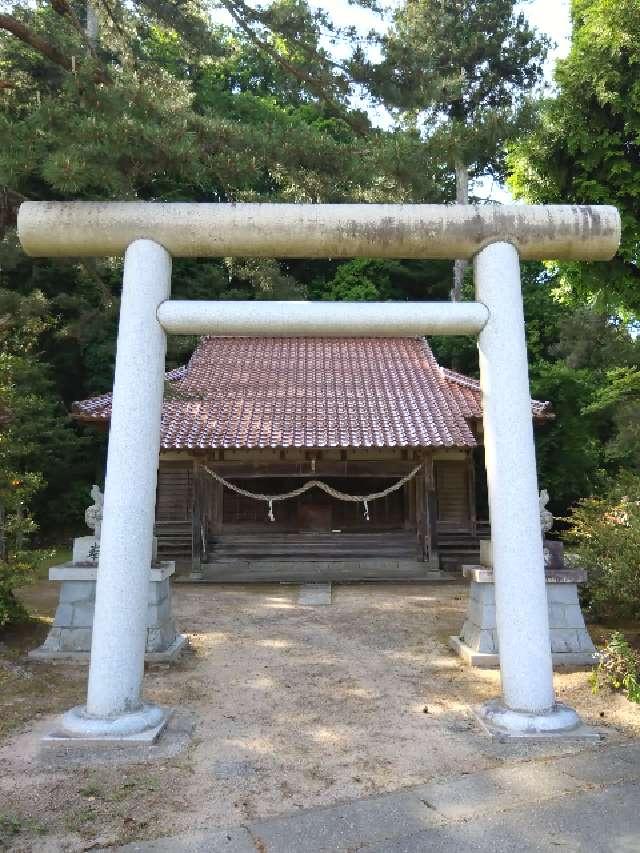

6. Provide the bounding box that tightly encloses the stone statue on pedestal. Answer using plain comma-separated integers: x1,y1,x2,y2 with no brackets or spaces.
29,481,186,662
84,484,103,541
539,489,565,571
450,485,597,667
539,488,553,536
71,484,103,564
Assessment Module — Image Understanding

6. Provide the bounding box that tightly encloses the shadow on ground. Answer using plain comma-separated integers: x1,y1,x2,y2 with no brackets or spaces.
0,581,638,851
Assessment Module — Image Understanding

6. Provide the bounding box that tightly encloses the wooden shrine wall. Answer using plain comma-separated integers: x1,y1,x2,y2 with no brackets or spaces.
154,451,476,539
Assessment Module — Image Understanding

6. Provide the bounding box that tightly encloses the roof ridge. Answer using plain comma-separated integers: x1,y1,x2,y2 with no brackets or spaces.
441,366,481,391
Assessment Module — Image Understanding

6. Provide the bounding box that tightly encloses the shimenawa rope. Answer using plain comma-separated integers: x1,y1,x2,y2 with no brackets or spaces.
202,463,422,522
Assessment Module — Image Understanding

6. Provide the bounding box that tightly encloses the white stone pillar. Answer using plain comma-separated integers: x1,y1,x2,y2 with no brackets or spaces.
474,242,580,734
63,239,171,737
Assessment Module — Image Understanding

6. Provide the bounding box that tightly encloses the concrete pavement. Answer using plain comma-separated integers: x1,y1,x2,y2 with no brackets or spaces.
112,741,640,852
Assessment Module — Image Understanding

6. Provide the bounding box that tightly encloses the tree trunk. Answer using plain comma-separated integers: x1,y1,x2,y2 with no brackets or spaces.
0,502,5,561
451,160,469,302
86,1,98,48
15,503,24,550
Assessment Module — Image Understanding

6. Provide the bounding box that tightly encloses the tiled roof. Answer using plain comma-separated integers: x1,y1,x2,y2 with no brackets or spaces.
72,337,551,450
441,367,553,420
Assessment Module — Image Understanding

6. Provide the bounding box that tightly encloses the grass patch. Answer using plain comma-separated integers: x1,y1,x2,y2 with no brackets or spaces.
0,546,72,659
108,773,161,802
0,636,86,740
0,812,48,845
78,782,105,799
33,547,72,582
0,546,86,740
0,665,85,740
63,805,99,834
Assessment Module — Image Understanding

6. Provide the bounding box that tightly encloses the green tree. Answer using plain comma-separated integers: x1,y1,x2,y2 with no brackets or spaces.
0,470,46,626
508,0,640,314
0,0,444,390
565,470,640,621
354,0,548,299
530,305,640,515
0,0,441,230
314,258,452,303
0,290,76,623
0,0,447,535
0,288,93,533
530,361,604,514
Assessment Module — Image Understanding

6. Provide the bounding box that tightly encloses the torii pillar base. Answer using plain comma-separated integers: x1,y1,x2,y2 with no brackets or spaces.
43,703,170,746
475,699,602,741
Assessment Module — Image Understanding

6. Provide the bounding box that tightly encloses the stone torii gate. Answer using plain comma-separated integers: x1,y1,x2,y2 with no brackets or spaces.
18,202,620,742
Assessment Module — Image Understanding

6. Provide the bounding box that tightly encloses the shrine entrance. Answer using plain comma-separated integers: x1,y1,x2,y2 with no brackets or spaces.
17,200,620,742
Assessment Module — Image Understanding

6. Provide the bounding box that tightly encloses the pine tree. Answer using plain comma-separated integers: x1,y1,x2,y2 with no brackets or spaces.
352,0,548,299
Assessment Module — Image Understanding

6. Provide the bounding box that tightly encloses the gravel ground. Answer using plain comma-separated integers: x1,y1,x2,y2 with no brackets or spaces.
1,580,638,851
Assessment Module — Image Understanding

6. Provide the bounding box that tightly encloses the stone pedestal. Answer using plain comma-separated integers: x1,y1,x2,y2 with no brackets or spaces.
450,548,597,668
30,561,188,663
72,536,100,564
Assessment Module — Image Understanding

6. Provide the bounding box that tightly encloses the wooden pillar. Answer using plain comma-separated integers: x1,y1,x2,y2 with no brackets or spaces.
415,461,426,560
191,462,203,576
467,450,477,538
413,453,438,566
402,481,411,530
424,453,439,567
408,477,416,531
211,479,223,537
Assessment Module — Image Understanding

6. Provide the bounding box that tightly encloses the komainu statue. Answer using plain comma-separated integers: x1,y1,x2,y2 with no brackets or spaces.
539,489,553,536
84,484,104,540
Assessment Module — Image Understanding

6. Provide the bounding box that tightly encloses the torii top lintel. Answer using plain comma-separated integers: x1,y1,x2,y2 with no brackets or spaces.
17,202,620,261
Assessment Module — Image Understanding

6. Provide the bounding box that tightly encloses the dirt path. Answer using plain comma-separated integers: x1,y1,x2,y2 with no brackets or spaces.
1,582,638,851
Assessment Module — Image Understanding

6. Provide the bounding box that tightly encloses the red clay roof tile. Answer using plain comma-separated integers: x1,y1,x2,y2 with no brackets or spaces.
72,337,551,450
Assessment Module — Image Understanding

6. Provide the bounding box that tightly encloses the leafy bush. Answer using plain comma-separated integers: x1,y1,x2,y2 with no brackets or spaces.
0,473,46,627
564,472,640,621
0,550,43,627
590,631,640,704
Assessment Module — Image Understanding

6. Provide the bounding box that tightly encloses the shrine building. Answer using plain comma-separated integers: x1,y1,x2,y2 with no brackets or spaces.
73,335,552,582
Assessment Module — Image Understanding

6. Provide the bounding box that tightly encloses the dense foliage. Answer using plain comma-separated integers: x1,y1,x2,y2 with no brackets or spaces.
353,0,548,298
0,292,68,622
565,471,640,621
530,308,640,514
507,0,640,558
0,473,46,626
508,0,640,314
590,631,640,704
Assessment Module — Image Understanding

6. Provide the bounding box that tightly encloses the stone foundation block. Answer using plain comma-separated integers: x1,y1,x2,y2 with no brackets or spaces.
461,622,496,654
579,629,597,651
44,626,93,652
451,564,597,668
72,536,99,564
71,602,95,627
547,584,582,605
53,604,73,626
30,561,187,663
469,583,495,605
146,622,177,652
148,581,168,604
467,598,495,627
148,598,171,625
60,581,94,604
550,630,578,653
564,605,588,629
